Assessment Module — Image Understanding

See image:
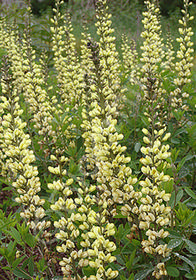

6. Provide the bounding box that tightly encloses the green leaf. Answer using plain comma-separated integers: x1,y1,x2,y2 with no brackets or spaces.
10,227,23,245
162,179,174,193
169,191,175,208
168,238,182,249
184,239,196,254
185,272,196,279
13,267,32,279
182,210,195,227
184,187,196,200
166,266,180,277
116,255,125,266
174,253,195,270
28,257,34,276
134,267,154,280
23,232,36,248
168,230,182,239
82,266,96,277
126,249,136,271
169,189,183,208
176,189,184,205
36,257,47,272
0,220,16,231
12,256,26,268
177,155,191,172
171,137,180,144
128,273,134,280
7,240,16,254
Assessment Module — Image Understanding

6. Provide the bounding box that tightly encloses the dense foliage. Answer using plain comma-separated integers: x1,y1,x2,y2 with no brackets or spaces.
0,0,195,279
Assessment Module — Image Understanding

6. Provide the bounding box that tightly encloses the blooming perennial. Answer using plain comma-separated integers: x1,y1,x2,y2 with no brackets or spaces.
51,0,84,106
0,10,56,150
95,0,124,112
48,152,118,279
170,0,194,111
20,8,56,144
123,1,173,278
0,57,50,233
0,20,24,96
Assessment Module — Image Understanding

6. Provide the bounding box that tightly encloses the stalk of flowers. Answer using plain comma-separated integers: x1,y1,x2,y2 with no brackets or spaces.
120,113,172,278
51,0,85,107
95,0,125,113
50,0,85,159
0,20,24,96
80,26,97,173
140,0,168,126
127,74,172,279
52,185,89,279
0,57,50,234
21,24,56,142
138,126,172,279
140,0,165,88
47,156,83,279
80,164,118,280
80,39,139,278
0,11,56,151
81,39,135,216
49,153,118,280
48,151,89,279
80,37,137,279
85,202,118,280
121,34,139,84
162,33,175,72
80,24,95,108
128,1,173,278
170,0,194,112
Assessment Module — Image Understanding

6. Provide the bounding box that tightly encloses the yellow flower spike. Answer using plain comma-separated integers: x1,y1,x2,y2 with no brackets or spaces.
0,60,49,233
121,34,139,84
171,0,194,111
135,3,174,277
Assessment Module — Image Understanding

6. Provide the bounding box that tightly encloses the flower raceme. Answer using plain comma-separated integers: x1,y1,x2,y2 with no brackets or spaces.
0,58,50,233
48,156,118,279
121,34,139,84
170,0,194,111
134,1,173,278
51,0,84,107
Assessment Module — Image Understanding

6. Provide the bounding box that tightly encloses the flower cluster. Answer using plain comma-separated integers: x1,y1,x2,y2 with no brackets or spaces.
95,0,124,112
140,0,165,82
170,0,194,111
48,155,118,279
140,1,168,123
51,0,84,107
0,58,50,233
162,33,175,72
0,12,56,150
0,20,24,96
121,34,139,84
82,39,134,218
130,1,173,278
21,31,55,141
48,155,86,279
121,127,172,280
